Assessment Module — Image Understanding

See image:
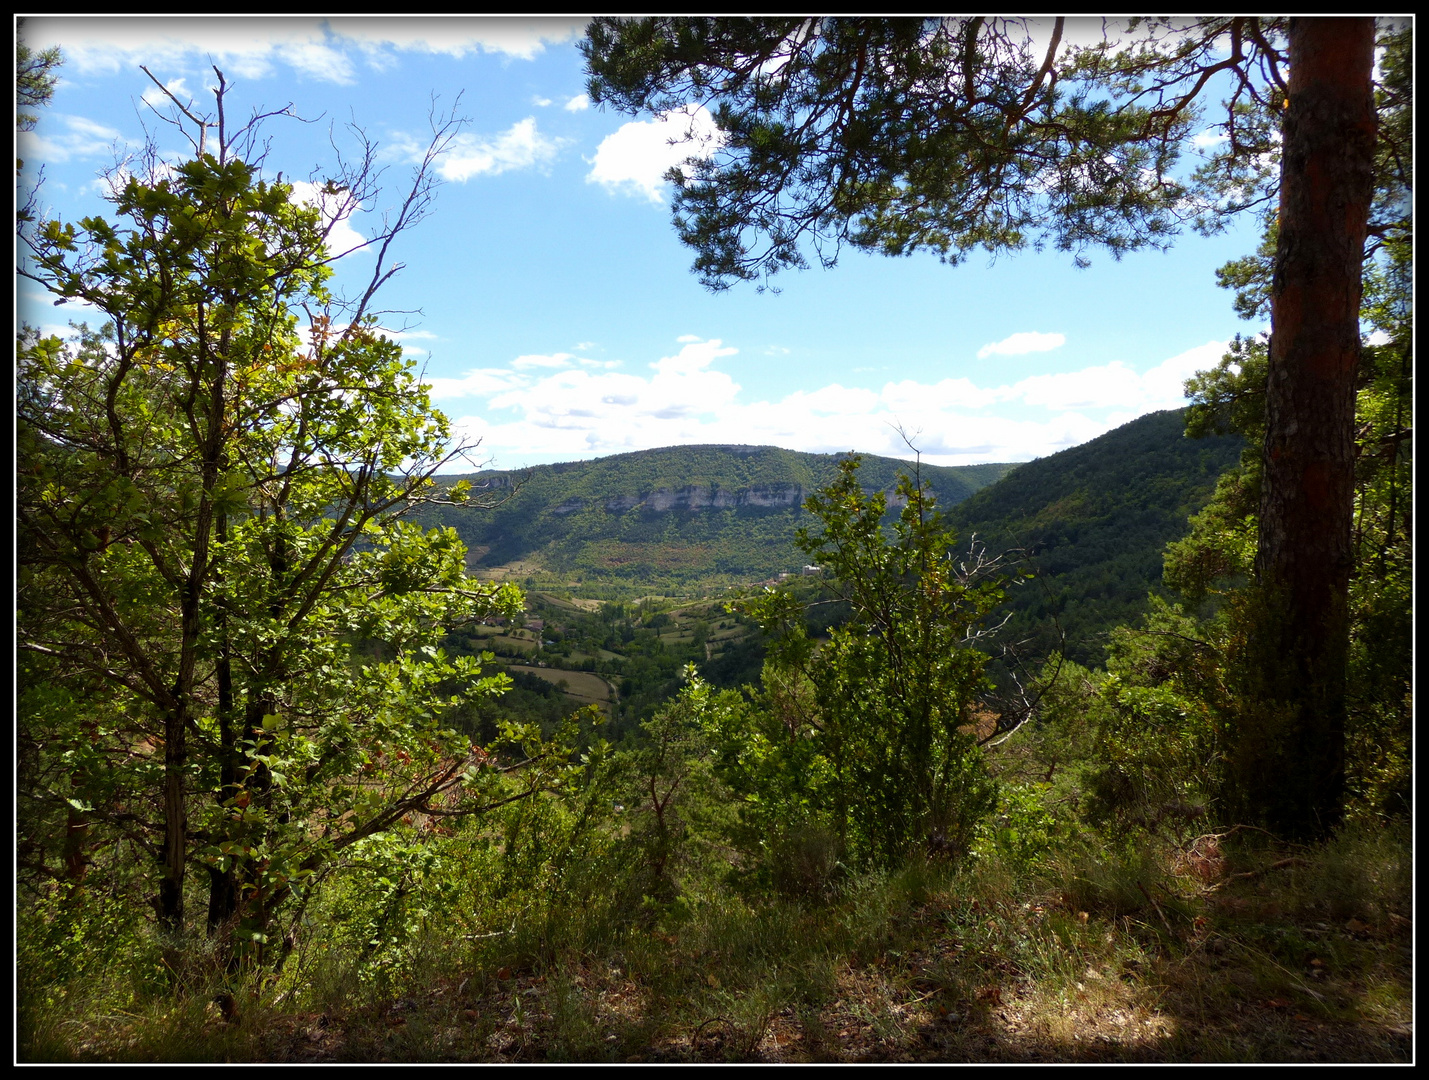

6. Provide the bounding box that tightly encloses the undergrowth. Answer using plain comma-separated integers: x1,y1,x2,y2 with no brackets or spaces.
20,818,1411,1063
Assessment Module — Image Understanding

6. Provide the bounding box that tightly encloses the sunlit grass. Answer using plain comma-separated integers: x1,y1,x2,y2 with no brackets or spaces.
20,818,1411,1063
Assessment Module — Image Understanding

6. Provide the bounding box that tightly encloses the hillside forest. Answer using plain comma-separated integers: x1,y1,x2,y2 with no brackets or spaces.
16,19,1411,1063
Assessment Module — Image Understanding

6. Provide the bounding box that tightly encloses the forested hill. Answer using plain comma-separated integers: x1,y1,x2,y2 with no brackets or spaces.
426,444,1016,589
948,408,1243,665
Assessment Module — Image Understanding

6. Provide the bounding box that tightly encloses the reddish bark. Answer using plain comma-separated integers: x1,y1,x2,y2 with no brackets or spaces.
1250,17,1376,838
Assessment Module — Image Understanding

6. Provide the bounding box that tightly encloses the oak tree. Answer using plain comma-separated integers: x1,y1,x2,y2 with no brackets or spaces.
725,457,1004,866
17,74,566,962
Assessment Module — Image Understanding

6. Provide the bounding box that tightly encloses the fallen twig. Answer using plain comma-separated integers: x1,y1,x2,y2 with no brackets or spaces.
1138,881,1175,935
1208,857,1308,892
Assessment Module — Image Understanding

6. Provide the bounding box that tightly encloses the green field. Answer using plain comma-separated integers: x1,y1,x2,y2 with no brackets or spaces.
504,664,616,714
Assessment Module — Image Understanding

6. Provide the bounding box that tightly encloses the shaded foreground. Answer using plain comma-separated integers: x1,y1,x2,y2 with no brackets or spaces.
22,827,1411,1064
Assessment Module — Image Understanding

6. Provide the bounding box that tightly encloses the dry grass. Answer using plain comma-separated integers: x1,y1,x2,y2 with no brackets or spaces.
22,825,1411,1064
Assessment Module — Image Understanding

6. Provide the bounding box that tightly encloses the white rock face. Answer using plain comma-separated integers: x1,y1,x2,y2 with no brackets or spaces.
600,484,808,512
538,482,889,516
740,485,806,508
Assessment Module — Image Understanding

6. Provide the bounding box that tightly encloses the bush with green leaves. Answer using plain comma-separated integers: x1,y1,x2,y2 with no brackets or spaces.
611,667,739,908
1036,599,1226,842
974,781,1067,872
716,456,1004,870
279,705,621,999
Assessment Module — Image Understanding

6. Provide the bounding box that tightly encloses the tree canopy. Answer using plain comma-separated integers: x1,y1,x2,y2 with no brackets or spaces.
583,17,1297,289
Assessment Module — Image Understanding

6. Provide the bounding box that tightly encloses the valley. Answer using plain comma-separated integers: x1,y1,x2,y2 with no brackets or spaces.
419,443,1017,594
430,408,1243,732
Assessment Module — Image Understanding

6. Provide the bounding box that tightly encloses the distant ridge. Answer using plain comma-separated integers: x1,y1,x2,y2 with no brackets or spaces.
420,412,1243,657
424,443,1017,588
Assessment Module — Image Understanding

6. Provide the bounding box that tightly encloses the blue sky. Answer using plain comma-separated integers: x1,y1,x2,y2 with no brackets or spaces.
17,16,1271,471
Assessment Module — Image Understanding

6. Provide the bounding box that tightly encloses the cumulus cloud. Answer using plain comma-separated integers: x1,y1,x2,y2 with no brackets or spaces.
85,158,186,201
976,330,1067,359
1136,340,1233,405
276,39,356,83
564,93,590,111
24,17,343,82
1000,341,1227,412
428,118,565,181
586,105,724,203
425,336,1233,469
17,291,104,345
1009,363,1147,411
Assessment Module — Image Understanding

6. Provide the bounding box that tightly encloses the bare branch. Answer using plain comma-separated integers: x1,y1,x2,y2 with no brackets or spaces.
140,64,210,157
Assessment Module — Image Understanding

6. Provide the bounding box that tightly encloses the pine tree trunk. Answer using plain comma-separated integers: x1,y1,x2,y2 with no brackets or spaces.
1249,17,1376,839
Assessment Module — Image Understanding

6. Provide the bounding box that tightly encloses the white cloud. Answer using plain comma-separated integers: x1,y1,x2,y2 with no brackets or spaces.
881,377,1004,412
532,96,553,107
17,113,123,164
675,334,702,343
426,336,1232,469
328,17,586,60
586,104,724,203
511,352,575,370
1137,340,1232,406
22,17,585,82
289,180,368,259
275,39,356,84
976,331,1067,359
378,328,437,358
25,18,328,82
1009,362,1145,411
1005,341,1228,412
422,367,527,399
141,77,189,108
18,281,106,340
85,158,184,200
431,118,565,181
1035,15,1115,52
564,93,591,111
